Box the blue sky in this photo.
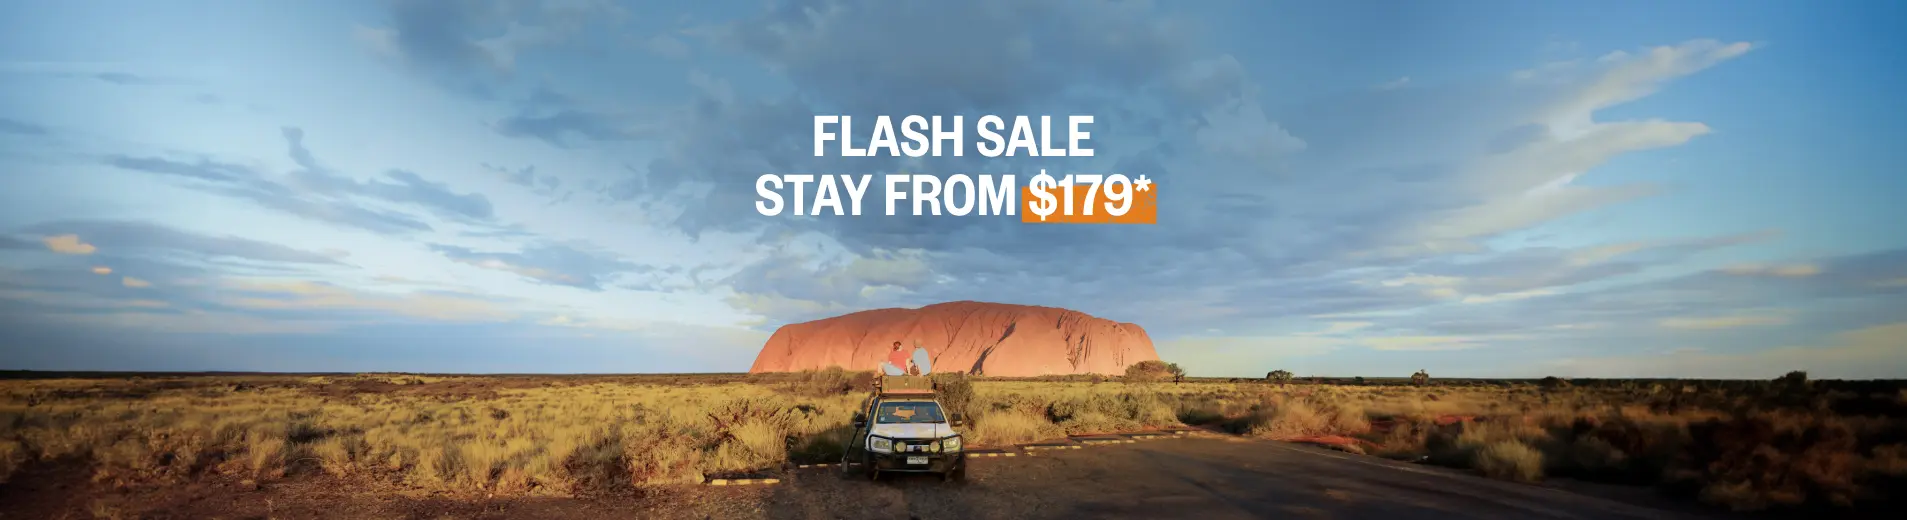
[2,0,1902,378]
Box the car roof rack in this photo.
[874,374,935,396]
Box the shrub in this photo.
[1475,440,1544,482]
[968,408,1067,446]
[1266,370,1294,384]
[931,373,975,417]
[786,367,872,397]
[1411,370,1431,386]
[1669,413,1863,511]
[1124,361,1175,382]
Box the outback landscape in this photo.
[3,366,1904,519]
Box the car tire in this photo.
[863,454,879,481]
[944,463,966,483]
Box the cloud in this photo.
[93,72,168,85]
[1301,321,1373,336]
[1546,322,1907,380]
[1659,313,1789,330]
[91,266,112,275]
[23,220,345,265]
[599,3,1759,333]
[121,276,152,288]
[430,242,650,290]
[223,279,518,322]
[484,163,562,196]
[1361,335,1494,351]
[1518,39,1754,136]
[1721,263,1822,277]
[42,234,97,255]
[102,127,493,234]
[358,0,629,96]
[0,117,50,136]
[721,241,936,324]
[494,110,650,147]
[645,33,691,59]
[1460,289,1556,304]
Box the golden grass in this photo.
[1,373,1902,515]
[1474,440,1544,482]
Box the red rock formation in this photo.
[748,301,1159,377]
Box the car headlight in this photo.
[941,435,962,452]
[868,436,893,453]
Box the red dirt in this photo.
[1277,435,1378,451]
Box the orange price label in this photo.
[1019,173,1157,224]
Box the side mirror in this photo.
[852,412,867,428]
[950,413,965,427]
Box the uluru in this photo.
[747,301,1159,377]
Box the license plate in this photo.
[906,457,928,465]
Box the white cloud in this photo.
[223,280,518,322]
[38,310,339,335]
[1298,321,1373,336]
[90,266,112,275]
[1523,39,1755,137]
[1546,322,1907,379]
[1659,313,1789,330]
[1460,289,1555,304]
[43,234,96,255]
[1721,263,1822,277]
[121,277,152,288]
[1361,335,1490,351]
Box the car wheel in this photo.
[944,463,966,483]
[863,454,879,481]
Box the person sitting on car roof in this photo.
[882,341,913,376]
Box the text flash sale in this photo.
[753,115,1157,225]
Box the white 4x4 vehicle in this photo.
[843,375,967,482]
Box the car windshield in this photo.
[874,401,945,424]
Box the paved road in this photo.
[670,435,1711,520]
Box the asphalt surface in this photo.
[669,435,1710,520]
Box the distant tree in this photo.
[1353,376,1367,386]
[1166,363,1187,383]
[1539,376,1572,390]
[1777,370,1809,386]
[1125,360,1175,382]
[1773,370,1811,395]
[1266,370,1294,384]
[1411,369,1431,386]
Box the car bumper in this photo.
[869,451,965,473]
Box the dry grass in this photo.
[1474,440,1544,482]
[1,372,1902,516]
